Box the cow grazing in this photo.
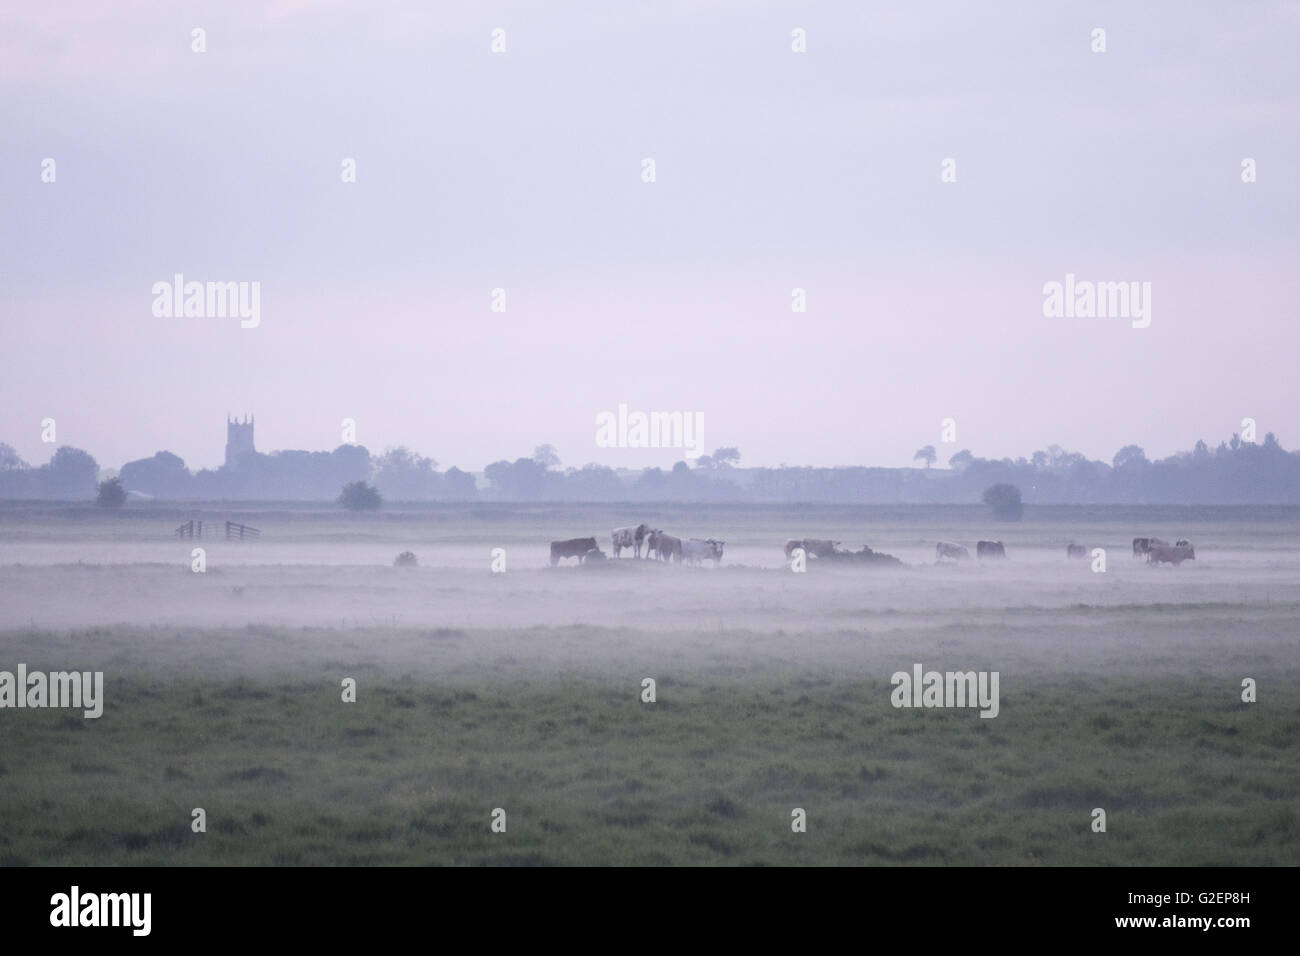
[1148,542,1195,566]
[936,542,969,561]
[784,538,840,559]
[550,537,598,566]
[682,538,725,567]
[655,533,682,563]
[611,523,652,558]
[1066,543,1087,558]
[976,540,1006,559]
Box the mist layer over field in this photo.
[1,504,1297,865]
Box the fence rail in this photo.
[226,521,260,540]
[174,519,260,540]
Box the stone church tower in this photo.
[225,414,255,468]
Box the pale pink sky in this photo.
[3,1,1297,472]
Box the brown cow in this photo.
[550,537,598,566]
[1148,542,1195,566]
[784,538,840,558]
[655,534,682,563]
[644,529,666,560]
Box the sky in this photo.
[2,0,1297,473]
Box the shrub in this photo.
[96,477,126,508]
[338,481,382,510]
[982,483,1023,521]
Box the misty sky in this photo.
[2,1,1297,473]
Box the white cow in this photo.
[936,541,969,561]
[682,537,725,567]
[612,523,651,558]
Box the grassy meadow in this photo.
[1,503,1298,865]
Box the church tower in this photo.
[225,414,256,468]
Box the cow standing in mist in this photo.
[644,529,666,560]
[682,538,725,567]
[1148,542,1195,566]
[936,542,969,561]
[654,534,682,563]
[784,538,840,559]
[612,523,651,558]
[976,540,1006,559]
[550,537,598,566]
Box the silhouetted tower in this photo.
[225,414,255,468]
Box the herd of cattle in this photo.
[550,524,725,567]
[1132,536,1197,565]
[936,536,1196,565]
[548,525,1197,568]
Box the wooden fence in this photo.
[174,519,261,540]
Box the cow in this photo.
[1066,543,1087,558]
[1133,536,1170,558]
[611,523,652,558]
[784,538,840,559]
[1148,542,1195,566]
[644,529,666,560]
[655,533,682,563]
[550,537,598,566]
[682,537,725,567]
[936,542,969,561]
[976,540,1006,559]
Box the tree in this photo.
[41,446,99,498]
[1112,445,1147,470]
[120,450,192,497]
[372,446,437,499]
[533,444,561,469]
[914,445,937,469]
[338,480,382,510]
[484,458,548,499]
[96,477,127,508]
[0,443,26,471]
[948,449,975,471]
[982,483,1024,521]
[442,466,478,500]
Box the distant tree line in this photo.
[2,432,1298,505]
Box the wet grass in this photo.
[1,666,1295,865]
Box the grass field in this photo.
[1,503,1298,865]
